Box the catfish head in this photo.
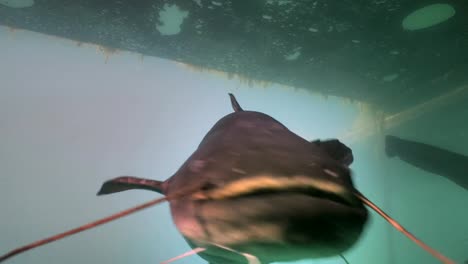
[97,94,368,263]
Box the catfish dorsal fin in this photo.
[228,93,244,112]
[97,176,165,195]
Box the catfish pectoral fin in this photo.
[311,139,354,166]
[97,176,165,195]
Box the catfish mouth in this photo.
[235,186,354,207]
[183,175,367,258]
[193,175,362,209]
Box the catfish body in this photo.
[99,94,368,264]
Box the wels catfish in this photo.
[96,94,368,264]
[385,135,468,191]
[0,94,455,264]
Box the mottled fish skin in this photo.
[385,135,468,191]
[98,94,368,264]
